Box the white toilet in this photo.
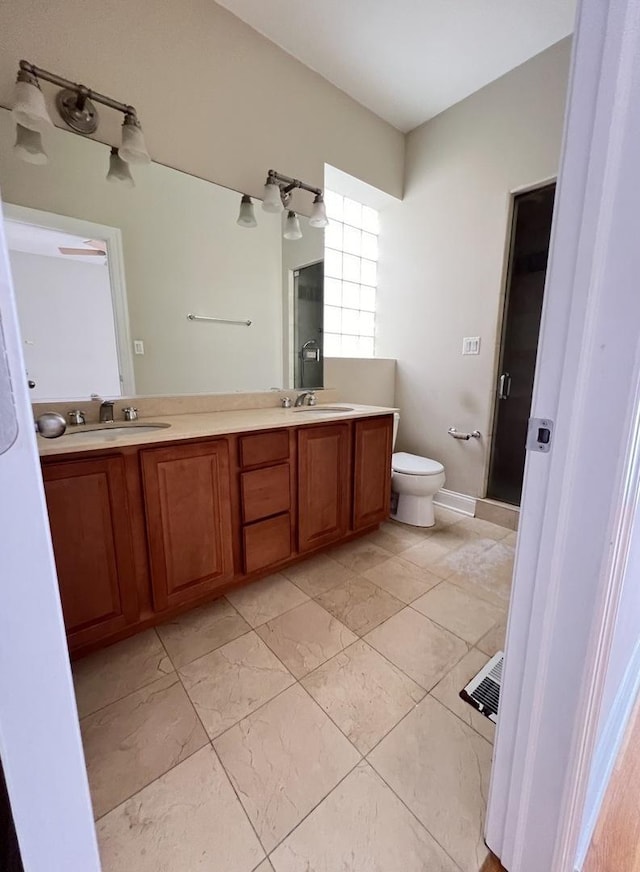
[391,412,445,527]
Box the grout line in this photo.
[426,686,496,747]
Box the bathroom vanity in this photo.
[38,406,394,657]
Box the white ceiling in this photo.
[216,0,576,132]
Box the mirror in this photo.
[0,108,325,400]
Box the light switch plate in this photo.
[462,336,481,355]
[133,340,144,355]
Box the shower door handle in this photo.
[498,372,511,399]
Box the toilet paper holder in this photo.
[448,427,481,441]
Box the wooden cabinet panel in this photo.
[240,430,289,468]
[243,513,292,573]
[241,464,291,523]
[42,456,138,648]
[141,440,235,610]
[353,416,393,530]
[298,423,350,553]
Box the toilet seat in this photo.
[392,452,444,476]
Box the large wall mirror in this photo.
[0,108,325,400]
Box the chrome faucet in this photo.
[99,400,115,423]
[294,390,317,407]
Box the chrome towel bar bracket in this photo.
[448,427,481,441]
[187,313,252,326]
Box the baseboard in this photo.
[574,638,640,869]
[433,488,476,517]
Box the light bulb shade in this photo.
[283,211,302,241]
[13,124,48,165]
[106,148,135,187]
[119,115,150,165]
[237,195,257,228]
[262,179,284,213]
[309,195,329,228]
[12,75,53,133]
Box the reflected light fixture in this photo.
[13,124,48,165]
[10,59,150,185]
[262,174,284,213]
[106,147,134,187]
[237,195,257,227]
[283,211,303,240]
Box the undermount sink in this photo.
[66,423,170,440]
[293,406,354,413]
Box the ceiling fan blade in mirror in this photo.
[58,247,106,256]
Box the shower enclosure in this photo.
[293,260,324,389]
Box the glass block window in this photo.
[323,191,379,357]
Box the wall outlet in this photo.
[133,340,145,355]
[462,336,481,355]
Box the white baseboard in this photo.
[433,488,476,517]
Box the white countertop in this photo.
[37,403,398,457]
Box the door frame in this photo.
[486,0,640,869]
[3,203,136,397]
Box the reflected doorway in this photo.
[487,182,556,506]
[293,260,324,389]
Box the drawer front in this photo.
[241,463,291,523]
[243,513,291,574]
[240,429,289,468]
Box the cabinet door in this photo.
[42,456,138,649]
[353,416,393,530]
[298,423,350,553]
[141,440,235,610]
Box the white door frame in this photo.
[487,0,640,869]
[0,194,100,868]
[3,202,136,397]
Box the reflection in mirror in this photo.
[0,107,326,399]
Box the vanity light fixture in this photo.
[13,124,48,165]
[10,60,150,181]
[309,193,329,228]
[236,194,257,227]
[283,211,303,240]
[106,147,135,187]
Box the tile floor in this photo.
[74,507,514,872]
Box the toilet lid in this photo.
[392,452,444,476]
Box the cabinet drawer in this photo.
[243,513,291,573]
[240,430,289,468]
[241,463,291,523]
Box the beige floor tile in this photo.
[504,531,518,547]
[97,746,264,872]
[411,582,504,644]
[431,506,467,529]
[364,556,441,604]
[302,639,425,753]
[401,539,457,577]
[214,684,360,853]
[157,598,250,668]
[477,619,508,657]
[431,648,497,743]
[426,537,500,583]
[227,574,309,627]
[255,862,275,872]
[328,538,393,573]
[364,521,426,554]
[447,541,515,607]
[365,607,467,690]
[423,523,482,553]
[256,600,357,678]
[455,517,512,541]
[270,761,458,872]
[179,632,294,739]
[316,576,403,636]
[73,629,174,718]
[369,696,492,872]
[81,673,207,819]
[281,553,356,597]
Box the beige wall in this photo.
[0,0,404,203]
[376,39,571,497]
[325,358,396,408]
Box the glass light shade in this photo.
[237,195,257,228]
[12,77,53,133]
[119,116,151,164]
[262,180,284,213]
[283,211,302,241]
[309,194,329,228]
[106,148,135,187]
[13,124,48,165]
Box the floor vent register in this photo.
[459,651,504,724]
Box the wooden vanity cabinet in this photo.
[140,440,235,610]
[42,455,139,649]
[353,416,393,530]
